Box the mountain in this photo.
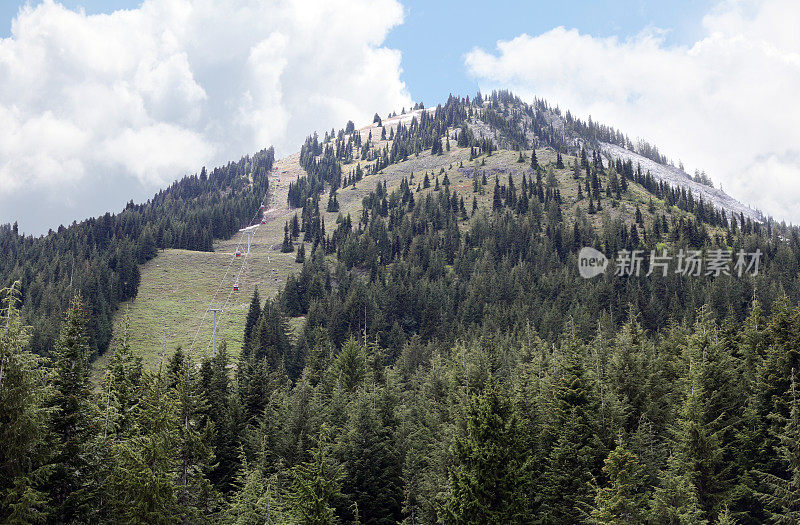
[5,90,800,523]
[104,91,787,367]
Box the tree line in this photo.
[0,148,274,356]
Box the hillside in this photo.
[10,91,800,524]
[108,97,769,368]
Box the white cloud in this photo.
[465,0,800,223]
[0,0,411,233]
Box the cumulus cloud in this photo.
[465,0,800,223]
[0,0,411,233]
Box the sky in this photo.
[1,0,798,234]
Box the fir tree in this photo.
[282,222,294,253]
[590,434,650,524]
[0,282,53,523]
[49,293,100,523]
[442,379,531,524]
[288,426,344,525]
[341,395,403,524]
[758,370,800,521]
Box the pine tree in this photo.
[341,394,403,524]
[288,425,344,525]
[442,379,531,524]
[49,293,100,523]
[243,289,261,357]
[0,282,53,523]
[758,370,800,521]
[296,242,306,263]
[590,434,650,524]
[282,222,294,253]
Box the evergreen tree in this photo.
[225,452,285,524]
[650,454,707,524]
[758,370,800,521]
[282,222,294,253]
[341,394,403,524]
[243,289,261,357]
[288,426,344,525]
[539,353,605,523]
[108,368,182,523]
[176,353,219,521]
[590,434,650,524]
[200,344,240,492]
[442,379,531,524]
[48,293,100,523]
[0,282,53,523]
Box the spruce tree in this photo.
[108,368,182,523]
[758,370,800,521]
[49,293,100,523]
[176,352,219,521]
[289,426,344,525]
[282,222,294,253]
[442,379,531,524]
[539,353,605,523]
[590,434,650,524]
[341,394,403,524]
[649,454,706,524]
[0,282,53,523]
[242,289,261,357]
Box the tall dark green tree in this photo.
[538,351,605,523]
[442,379,531,524]
[288,426,344,525]
[48,293,100,523]
[341,394,403,524]
[0,283,53,523]
[590,434,650,524]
